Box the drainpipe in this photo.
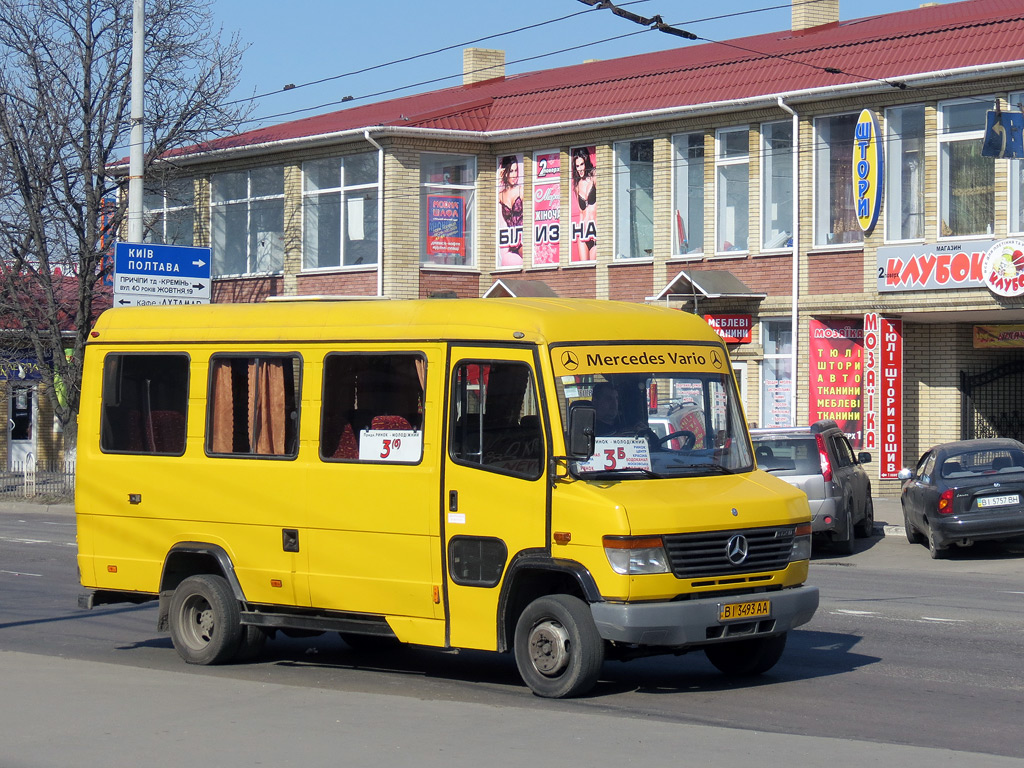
[777,96,799,427]
[364,130,384,297]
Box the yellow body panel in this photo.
[77,298,812,652]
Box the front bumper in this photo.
[590,584,819,647]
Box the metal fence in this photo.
[0,458,75,502]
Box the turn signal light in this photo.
[938,488,955,515]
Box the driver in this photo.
[593,383,622,436]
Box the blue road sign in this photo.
[114,242,211,279]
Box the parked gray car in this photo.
[750,421,873,554]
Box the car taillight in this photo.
[815,433,833,482]
[938,488,954,514]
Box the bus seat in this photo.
[332,424,359,459]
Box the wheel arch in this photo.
[156,542,245,632]
[496,552,601,653]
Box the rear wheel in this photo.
[833,505,855,555]
[705,633,787,676]
[854,496,875,538]
[927,522,948,559]
[903,505,923,544]
[168,574,242,665]
[514,595,604,699]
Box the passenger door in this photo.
[443,348,548,651]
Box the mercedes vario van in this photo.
[76,298,817,698]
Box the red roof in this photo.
[191,0,1024,154]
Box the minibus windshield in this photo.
[553,347,753,479]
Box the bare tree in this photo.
[0,0,249,453]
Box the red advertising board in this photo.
[879,317,903,479]
[703,314,752,343]
[808,319,864,445]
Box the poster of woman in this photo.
[570,146,597,262]
[496,154,524,267]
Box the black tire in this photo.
[927,522,948,559]
[514,594,604,699]
[904,505,923,544]
[234,625,268,661]
[168,574,243,665]
[833,505,855,555]
[855,496,874,539]
[705,632,787,677]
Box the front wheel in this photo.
[705,633,787,677]
[514,595,604,699]
[168,574,243,665]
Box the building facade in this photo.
[138,0,1024,495]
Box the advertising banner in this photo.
[704,314,752,343]
[863,313,880,453]
[426,195,465,264]
[876,240,995,292]
[879,317,903,479]
[974,324,1024,348]
[532,150,561,266]
[496,154,524,268]
[569,146,597,262]
[808,319,864,445]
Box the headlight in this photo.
[789,523,812,561]
[603,536,670,575]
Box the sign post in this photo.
[113,242,211,306]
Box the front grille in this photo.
[662,526,795,579]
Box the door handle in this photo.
[448,490,458,512]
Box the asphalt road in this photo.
[2,500,1024,766]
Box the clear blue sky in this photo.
[210,0,929,131]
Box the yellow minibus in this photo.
[76,298,817,698]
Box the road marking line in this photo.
[0,570,42,577]
[832,609,878,616]
[920,616,967,623]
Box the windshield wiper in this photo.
[579,468,667,479]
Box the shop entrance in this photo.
[8,385,37,469]
[960,359,1024,441]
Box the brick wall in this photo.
[297,270,377,296]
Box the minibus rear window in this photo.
[100,353,189,455]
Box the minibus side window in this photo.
[100,353,189,455]
[320,353,425,463]
[206,355,300,458]
[449,361,543,479]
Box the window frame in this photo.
[671,131,705,257]
[143,177,195,246]
[613,138,655,261]
[760,121,793,252]
[884,104,927,243]
[301,153,381,271]
[937,96,995,240]
[813,112,863,248]
[420,153,477,268]
[210,166,286,278]
[715,126,750,255]
[759,318,793,429]
[1010,91,1024,234]
[99,352,191,456]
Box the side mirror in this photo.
[857,452,871,464]
[567,404,596,459]
[897,467,913,481]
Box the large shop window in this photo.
[814,114,862,247]
[143,177,194,246]
[716,127,749,253]
[210,166,285,277]
[885,105,926,242]
[420,153,476,267]
[761,121,793,251]
[100,354,190,455]
[320,353,425,463]
[939,98,994,238]
[1009,92,1024,234]
[450,361,543,479]
[303,153,380,269]
[672,132,704,255]
[207,355,300,458]
[760,319,793,429]
[614,139,654,260]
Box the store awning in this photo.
[649,270,766,302]
[484,279,559,298]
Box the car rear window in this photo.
[752,437,820,476]
[940,449,1024,479]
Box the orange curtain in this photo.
[253,359,286,455]
[210,360,234,453]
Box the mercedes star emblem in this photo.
[725,534,749,565]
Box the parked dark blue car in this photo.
[899,438,1024,558]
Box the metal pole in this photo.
[127,0,145,243]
